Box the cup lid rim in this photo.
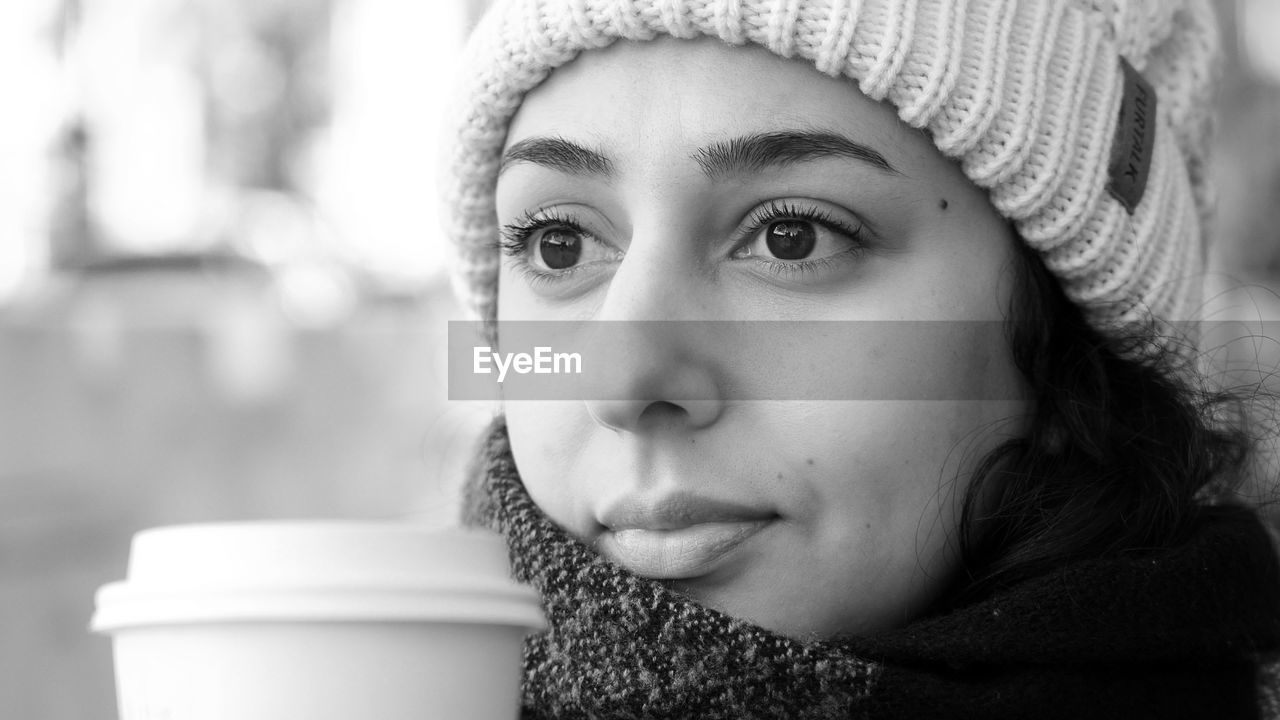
[91,582,546,633]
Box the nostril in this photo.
[579,330,725,433]
[636,400,687,426]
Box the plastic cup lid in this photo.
[91,522,545,633]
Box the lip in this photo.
[595,493,776,579]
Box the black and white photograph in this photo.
[4,0,1280,717]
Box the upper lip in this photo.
[599,491,776,531]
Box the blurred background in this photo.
[1,0,1278,717]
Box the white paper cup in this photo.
[91,523,544,720]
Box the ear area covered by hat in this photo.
[442,0,1221,342]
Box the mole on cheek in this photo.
[939,198,949,210]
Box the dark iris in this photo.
[765,221,816,260]
[538,230,582,269]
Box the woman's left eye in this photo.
[761,220,819,260]
[732,201,868,270]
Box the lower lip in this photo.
[598,520,771,580]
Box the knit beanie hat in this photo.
[442,0,1220,338]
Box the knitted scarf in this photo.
[462,421,1280,719]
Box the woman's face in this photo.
[494,37,1028,638]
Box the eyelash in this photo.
[738,200,869,278]
[497,209,597,287]
[499,209,578,255]
[497,201,870,284]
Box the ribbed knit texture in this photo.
[442,0,1220,342]
[464,420,1280,719]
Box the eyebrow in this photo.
[499,136,614,177]
[497,129,897,179]
[692,130,898,178]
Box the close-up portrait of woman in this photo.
[443,0,1280,717]
[6,1,1280,719]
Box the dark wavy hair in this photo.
[950,240,1270,606]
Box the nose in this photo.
[580,242,725,433]
[584,350,723,432]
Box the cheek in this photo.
[750,398,1023,632]
[724,318,1022,406]
[797,400,1016,522]
[496,275,579,522]
[802,399,1024,593]
[504,402,591,528]
[497,268,540,320]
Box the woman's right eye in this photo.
[532,227,588,270]
[500,213,622,284]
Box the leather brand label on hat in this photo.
[1107,58,1157,214]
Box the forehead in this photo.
[510,38,896,153]
[502,36,962,191]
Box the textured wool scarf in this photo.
[463,421,1280,719]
